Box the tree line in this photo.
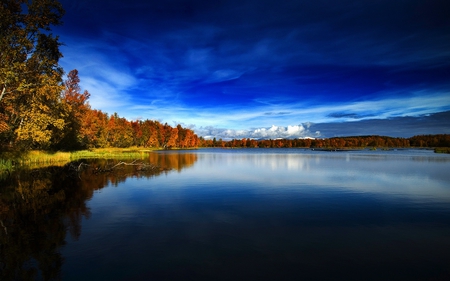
[0,0,198,151]
[2,66,199,150]
[199,134,450,149]
[57,69,200,150]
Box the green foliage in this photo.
[0,159,14,179]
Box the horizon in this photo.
[55,0,450,139]
[200,132,449,141]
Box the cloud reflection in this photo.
[179,150,450,203]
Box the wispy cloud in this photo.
[55,0,450,138]
[122,90,450,138]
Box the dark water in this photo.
[1,149,450,280]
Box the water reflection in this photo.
[1,150,450,280]
[0,153,197,281]
[187,150,450,204]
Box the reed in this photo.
[20,151,72,164]
[69,147,158,159]
[0,148,157,173]
[0,158,14,172]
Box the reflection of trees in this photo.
[0,167,75,280]
[148,152,198,171]
[0,153,197,280]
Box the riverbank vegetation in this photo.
[0,148,158,178]
[434,147,450,154]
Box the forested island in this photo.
[200,134,450,150]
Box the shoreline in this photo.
[1,146,449,176]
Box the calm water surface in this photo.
[1,149,450,280]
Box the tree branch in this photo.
[0,85,6,102]
[0,220,7,235]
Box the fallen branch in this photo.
[93,160,161,173]
[0,220,7,235]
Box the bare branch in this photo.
[0,85,6,102]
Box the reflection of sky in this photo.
[61,149,450,280]
[153,150,450,203]
[81,149,450,230]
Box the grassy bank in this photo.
[0,147,162,175]
[434,147,450,154]
[69,147,157,160]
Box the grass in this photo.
[70,146,163,160]
[0,158,14,172]
[22,151,72,165]
[434,147,450,154]
[0,147,162,175]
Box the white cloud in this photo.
[195,124,319,140]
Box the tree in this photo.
[79,109,108,148]
[58,69,90,150]
[106,113,134,148]
[14,74,65,148]
[0,0,65,148]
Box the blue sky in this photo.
[55,0,450,139]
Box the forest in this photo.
[199,134,450,149]
[0,0,198,151]
[1,1,448,154]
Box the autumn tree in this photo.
[106,113,134,148]
[131,120,143,146]
[0,0,65,149]
[161,123,178,148]
[139,120,158,147]
[79,109,109,148]
[58,69,90,150]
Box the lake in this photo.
[1,148,450,280]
